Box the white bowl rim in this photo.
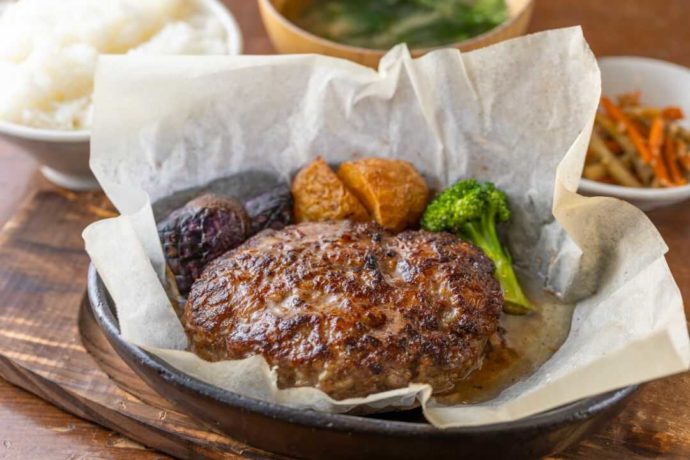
[202,0,243,56]
[0,0,243,143]
[579,178,690,201]
[579,55,690,201]
[598,55,690,75]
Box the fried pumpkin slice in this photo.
[337,158,429,232]
[292,157,370,223]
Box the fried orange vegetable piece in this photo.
[292,157,369,223]
[337,158,429,232]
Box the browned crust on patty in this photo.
[182,221,503,400]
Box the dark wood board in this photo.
[0,190,267,459]
[0,175,688,460]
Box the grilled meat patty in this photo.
[182,221,503,400]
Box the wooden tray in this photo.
[0,188,689,459]
[0,189,277,459]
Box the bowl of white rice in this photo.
[0,0,242,190]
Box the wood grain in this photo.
[529,0,690,66]
[0,139,38,227]
[0,378,165,460]
[0,189,282,460]
[0,0,689,459]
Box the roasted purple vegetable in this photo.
[158,194,251,295]
[243,185,293,235]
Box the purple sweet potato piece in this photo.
[243,185,293,235]
[158,194,251,295]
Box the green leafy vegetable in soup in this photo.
[294,0,508,50]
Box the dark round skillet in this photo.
[87,265,637,460]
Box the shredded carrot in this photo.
[649,117,665,151]
[601,96,653,164]
[648,117,672,186]
[591,94,689,188]
[631,118,650,137]
[662,106,685,120]
[665,135,687,185]
[678,141,690,172]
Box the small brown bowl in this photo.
[259,0,535,68]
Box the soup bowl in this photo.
[259,0,535,68]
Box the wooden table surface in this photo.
[1,0,689,458]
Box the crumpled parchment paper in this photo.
[83,27,690,427]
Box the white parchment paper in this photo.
[83,27,690,427]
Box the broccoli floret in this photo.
[421,179,532,315]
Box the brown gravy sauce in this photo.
[436,276,575,405]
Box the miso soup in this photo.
[293,0,509,50]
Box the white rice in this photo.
[0,0,230,130]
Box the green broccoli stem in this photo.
[461,218,533,315]
[492,258,533,315]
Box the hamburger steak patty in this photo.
[182,221,503,400]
